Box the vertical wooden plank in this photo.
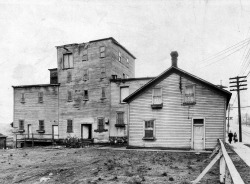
[220,156,226,183]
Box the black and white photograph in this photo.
[0,0,250,183]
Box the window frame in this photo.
[83,69,89,81]
[183,84,196,105]
[101,87,106,99]
[82,49,88,61]
[143,120,155,140]
[39,120,45,131]
[120,86,129,103]
[38,92,43,103]
[67,91,73,102]
[21,93,25,103]
[118,51,121,62]
[83,90,89,101]
[63,53,74,69]
[67,71,72,83]
[97,117,104,131]
[67,119,73,133]
[100,67,106,79]
[100,46,106,58]
[151,88,163,109]
[19,120,24,131]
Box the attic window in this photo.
[183,85,196,105]
[63,53,73,69]
[82,49,88,61]
[151,88,163,109]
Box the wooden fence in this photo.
[192,139,245,184]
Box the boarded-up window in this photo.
[67,120,73,133]
[120,87,129,103]
[83,90,88,100]
[82,49,88,61]
[39,120,44,131]
[67,71,72,83]
[100,46,105,58]
[98,118,104,131]
[68,91,72,101]
[63,53,73,69]
[38,92,43,103]
[19,120,24,130]
[21,93,25,103]
[101,87,106,98]
[116,112,124,124]
[152,88,162,104]
[83,69,89,81]
[184,85,195,104]
[118,51,121,62]
[144,120,154,138]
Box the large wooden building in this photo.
[12,38,152,145]
[124,52,231,150]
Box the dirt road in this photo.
[0,147,219,184]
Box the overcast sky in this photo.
[1,0,250,128]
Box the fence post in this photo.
[32,133,34,147]
[220,156,226,183]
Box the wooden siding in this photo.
[13,86,59,140]
[110,79,152,137]
[129,73,226,149]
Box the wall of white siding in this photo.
[129,73,226,149]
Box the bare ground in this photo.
[0,146,220,184]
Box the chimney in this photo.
[170,51,178,67]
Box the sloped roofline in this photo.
[123,66,232,107]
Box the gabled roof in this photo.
[123,66,232,107]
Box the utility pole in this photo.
[229,76,247,142]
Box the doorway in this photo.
[27,124,32,139]
[81,124,92,139]
[52,125,59,140]
[193,118,205,150]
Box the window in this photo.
[118,51,121,62]
[38,92,43,103]
[67,120,73,133]
[115,112,125,127]
[68,91,72,102]
[67,71,72,83]
[126,58,129,63]
[82,49,88,61]
[184,85,195,105]
[39,120,44,131]
[100,46,106,58]
[101,67,106,79]
[144,120,155,139]
[63,53,73,69]
[120,86,129,103]
[21,93,25,103]
[101,87,106,99]
[152,88,162,105]
[83,69,89,81]
[83,90,88,101]
[19,120,24,130]
[98,118,104,131]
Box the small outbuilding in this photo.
[0,133,7,149]
[124,51,231,150]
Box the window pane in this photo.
[153,88,161,96]
[69,54,73,68]
[117,112,124,124]
[120,87,129,102]
[63,55,69,68]
[98,118,104,130]
[145,130,153,137]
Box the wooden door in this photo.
[193,119,204,150]
[52,125,59,139]
[81,124,92,139]
[28,124,32,139]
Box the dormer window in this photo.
[63,53,73,69]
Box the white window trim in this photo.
[143,119,156,140]
[184,84,196,104]
[152,87,163,105]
